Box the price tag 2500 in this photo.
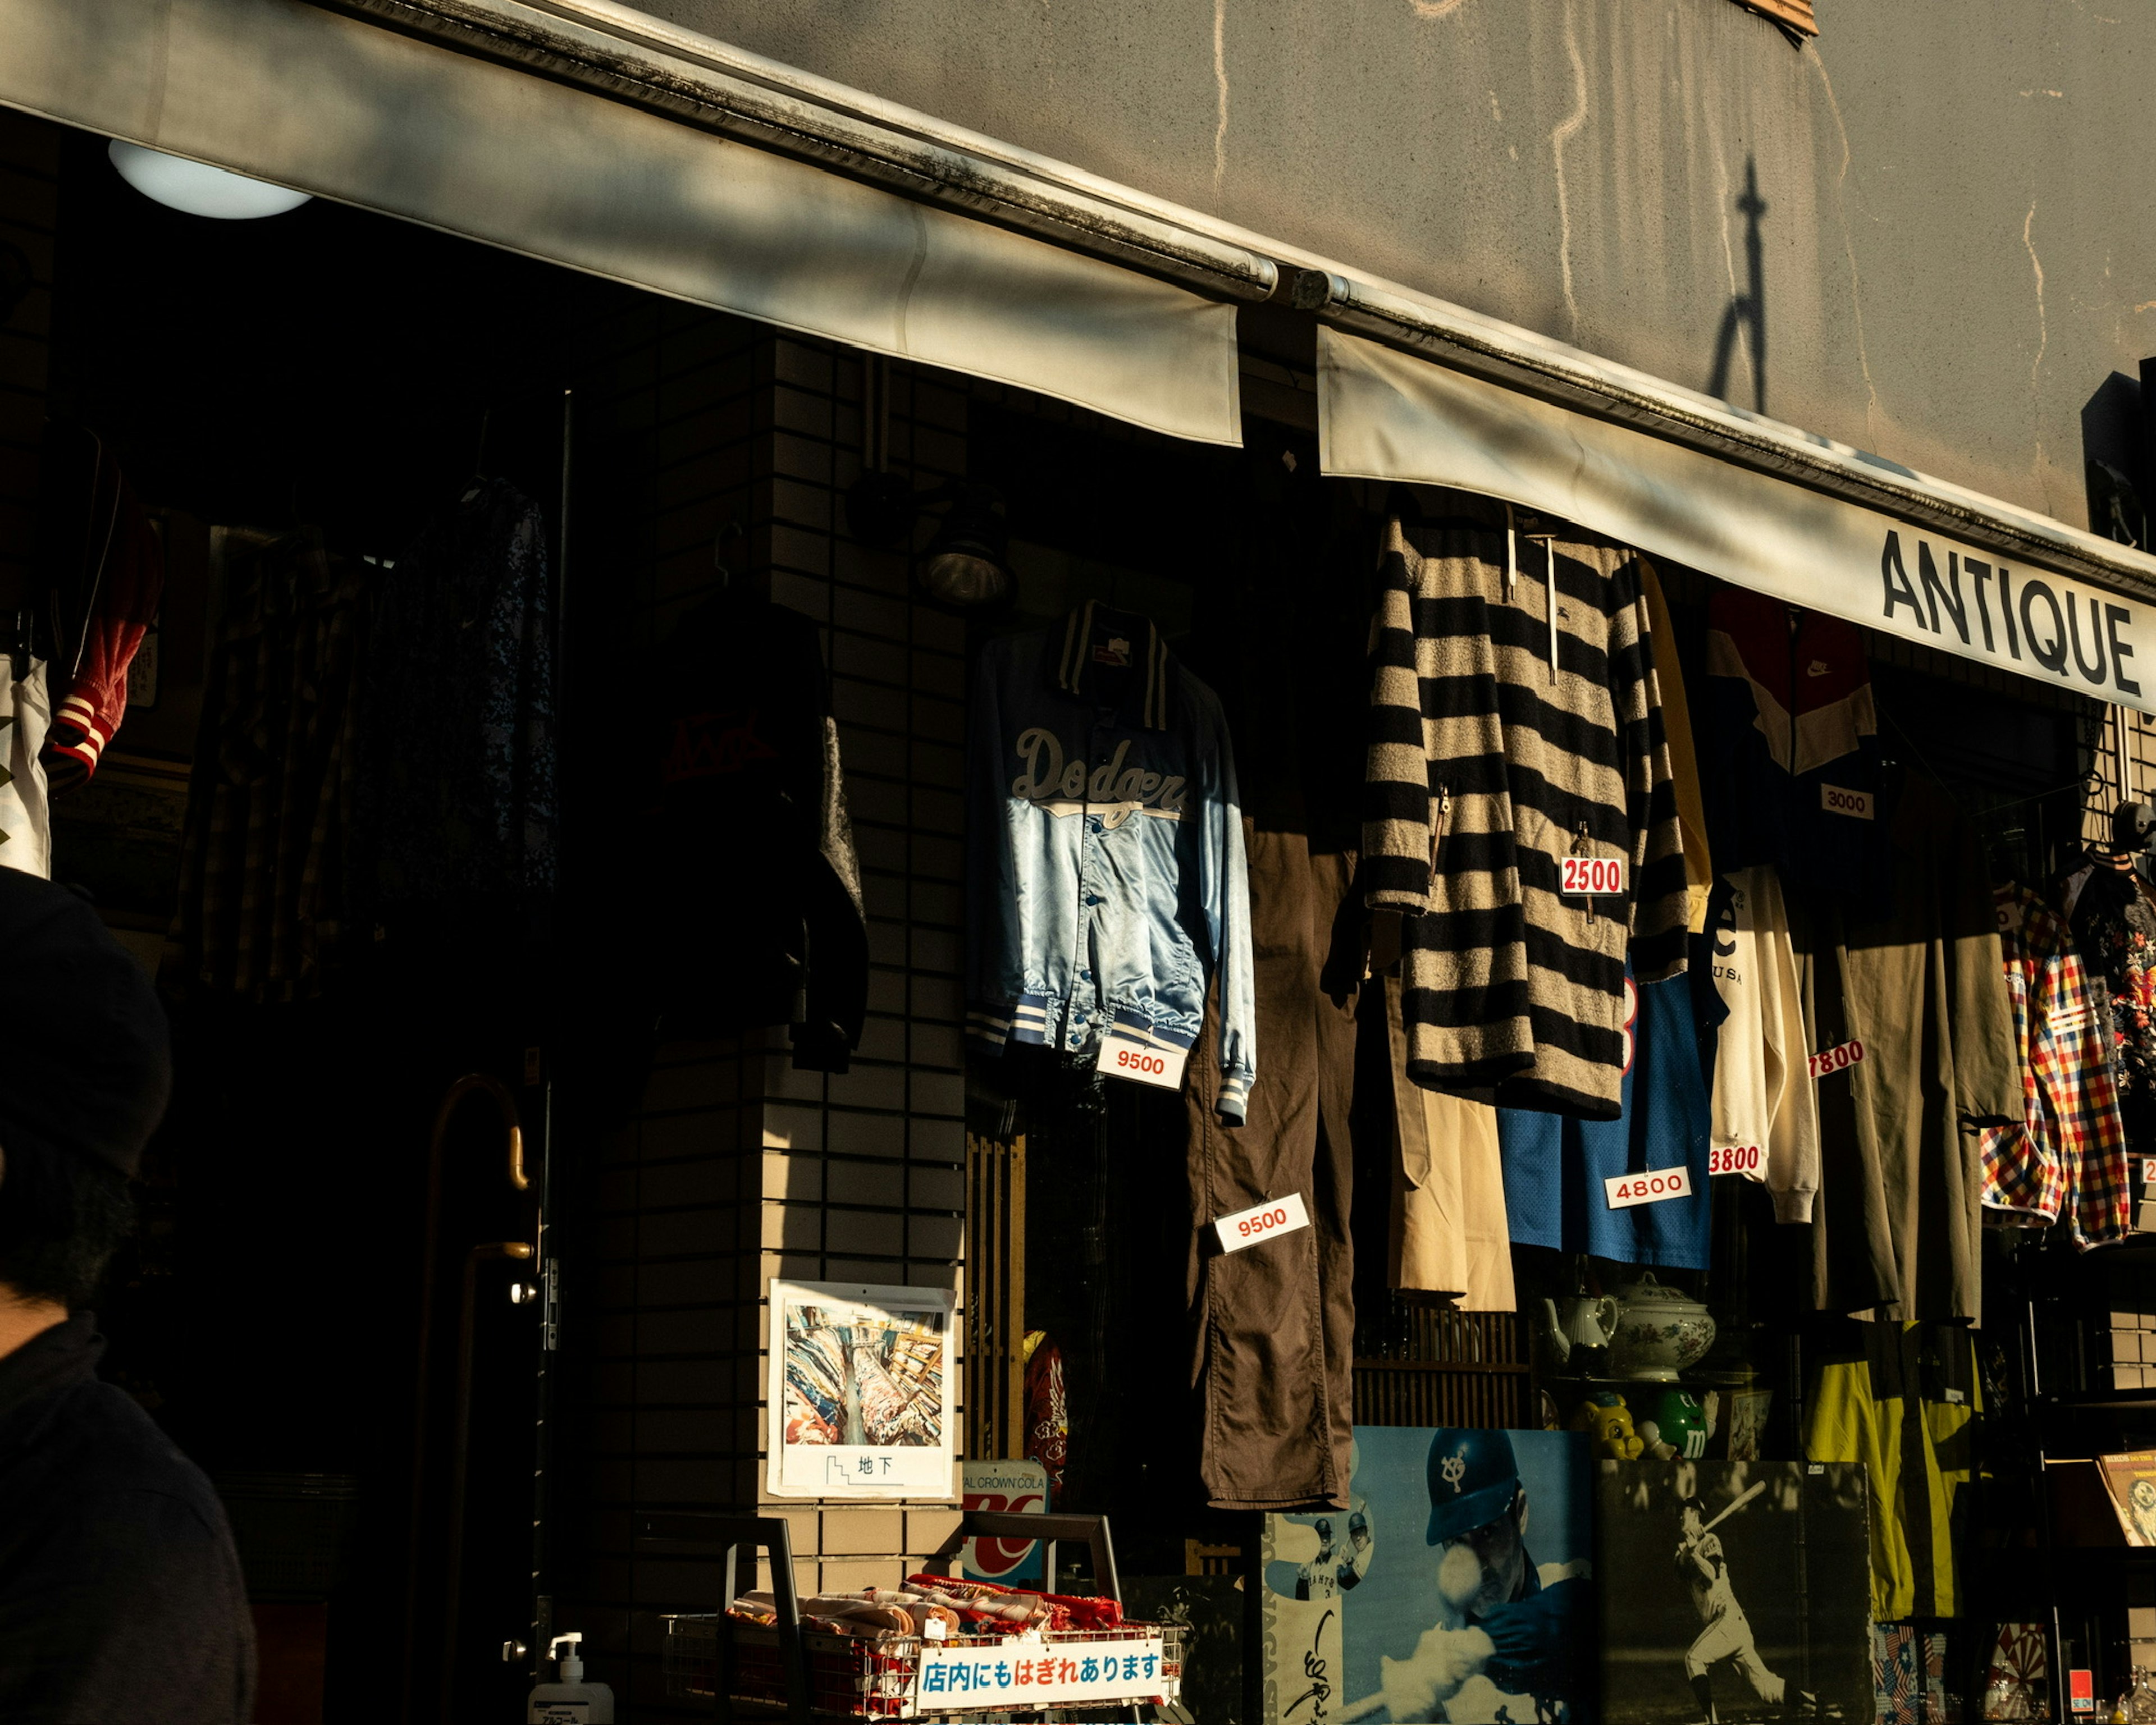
[1561,855,1626,896]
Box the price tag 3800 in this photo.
[1709,1144,1766,1180]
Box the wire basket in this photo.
[663,1614,1185,1719]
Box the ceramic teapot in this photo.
[1607,1273,1716,1381]
[1538,1294,1620,1367]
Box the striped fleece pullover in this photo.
[1363,494,1689,1120]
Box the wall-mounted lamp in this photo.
[108,140,313,221]
[844,474,1012,612]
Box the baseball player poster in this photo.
[1262,1426,1593,1723]
[1597,1460,1871,1725]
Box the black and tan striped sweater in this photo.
[1363,493,1689,1120]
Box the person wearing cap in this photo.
[1382,1427,1590,1721]
[0,872,254,1723]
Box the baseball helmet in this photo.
[1425,1428,1522,1545]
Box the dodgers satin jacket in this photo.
[966,601,1257,1122]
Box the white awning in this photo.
[1320,326,2156,716]
[0,0,1250,446]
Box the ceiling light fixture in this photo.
[107,140,312,221]
[843,474,1013,613]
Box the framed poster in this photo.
[767,1280,956,1500]
[1260,1427,1592,1723]
[2096,1451,2156,1545]
[1597,1460,1872,1725]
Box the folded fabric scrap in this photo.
[724,1576,1123,1641]
[902,1574,1123,1634]
[725,1590,964,1640]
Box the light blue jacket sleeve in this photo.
[1205,706,1258,1123]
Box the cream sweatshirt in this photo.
[1709,866,1820,1222]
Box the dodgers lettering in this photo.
[1009,729,1186,829]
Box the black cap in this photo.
[0,871,170,1177]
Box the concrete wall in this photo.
[623,0,2156,531]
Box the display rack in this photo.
[643,1509,1179,1723]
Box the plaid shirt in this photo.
[1987,885,2131,1247]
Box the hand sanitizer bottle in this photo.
[527,1632,615,1723]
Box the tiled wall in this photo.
[0,108,55,607]
[561,309,974,1717]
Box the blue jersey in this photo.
[1497,966,1711,1268]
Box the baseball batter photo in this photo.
[1675,1493,1816,1723]
[1595,1462,1871,1725]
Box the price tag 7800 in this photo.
[1808,1039,1865,1080]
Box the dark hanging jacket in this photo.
[638,589,867,1069]
[1703,586,1889,900]
[0,1314,254,1724]
[354,477,558,950]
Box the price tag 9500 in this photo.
[1212,1192,1312,1254]
[1095,1021,1189,1091]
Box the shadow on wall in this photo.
[1707,156,1767,415]
[2082,369,2145,548]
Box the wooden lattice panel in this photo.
[963,1133,1027,1459]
